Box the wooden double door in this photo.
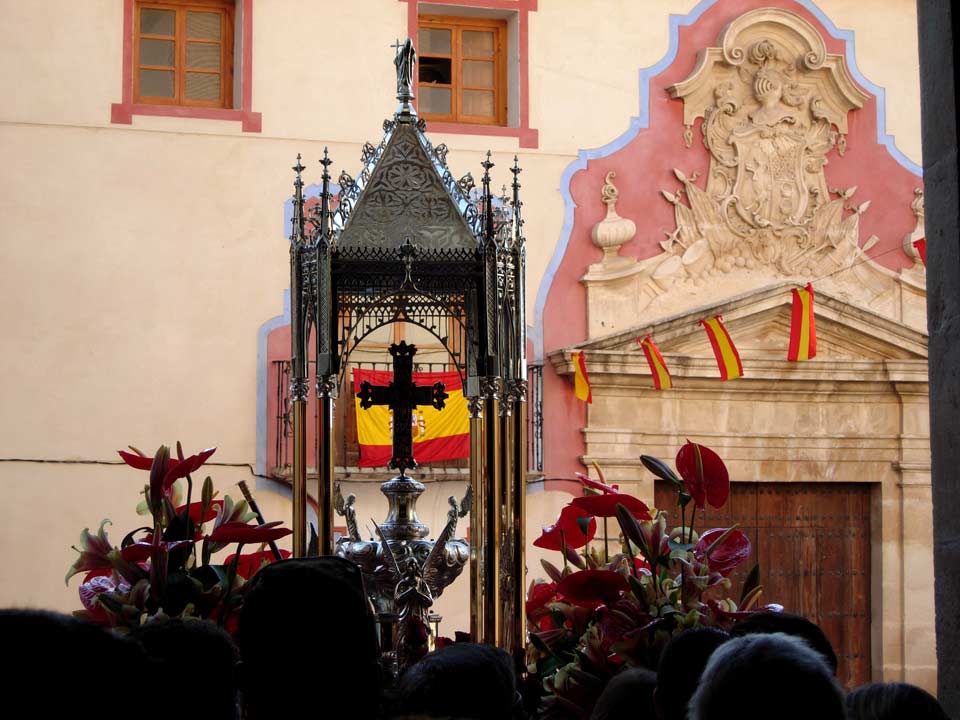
[654,481,872,687]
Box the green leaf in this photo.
[615,503,649,560]
[740,562,761,604]
[640,455,683,487]
[667,540,695,552]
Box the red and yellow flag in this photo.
[788,283,817,362]
[638,336,673,390]
[352,368,469,467]
[913,238,926,266]
[699,315,743,381]
[572,351,592,403]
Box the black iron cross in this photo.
[358,341,448,476]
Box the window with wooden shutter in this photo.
[134,1,234,108]
[417,15,507,126]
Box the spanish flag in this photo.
[787,283,817,362]
[700,316,743,381]
[638,336,673,390]
[572,351,592,403]
[913,238,926,266]
[352,368,469,467]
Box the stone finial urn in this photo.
[590,171,636,263]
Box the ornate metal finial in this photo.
[481,151,495,243]
[511,156,524,245]
[291,154,306,244]
[393,37,417,115]
[318,147,333,245]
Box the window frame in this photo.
[132,0,235,109]
[417,14,507,127]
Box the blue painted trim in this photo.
[530,0,921,362]
[531,0,717,361]
[796,0,922,177]
[255,289,290,476]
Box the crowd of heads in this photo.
[3,560,951,719]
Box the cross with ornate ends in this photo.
[357,341,448,476]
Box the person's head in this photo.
[689,632,845,720]
[729,611,838,674]
[846,682,950,720]
[590,667,656,720]
[0,609,150,715]
[131,618,239,720]
[393,642,516,719]
[236,556,380,719]
[654,626,729,720]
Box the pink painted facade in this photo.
[539,0,923,479]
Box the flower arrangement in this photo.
[66,443,292,634]
[525,442,781,718]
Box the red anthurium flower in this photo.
[207,521,293,545]
[526,581,559,630]
[557,569,628,605]
[224,548,292,580]
[533,505,597,551]
[176,499,224,524]
[694,527,752,577]
[571,492,651,520]
[676,441,730,510]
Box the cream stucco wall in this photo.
[0,0,925,649]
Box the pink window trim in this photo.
[400,0,539,149]
[111,0,262,133]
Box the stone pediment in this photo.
[573,282,927,362]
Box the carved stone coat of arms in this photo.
[662,9,870,278]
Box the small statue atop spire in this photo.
[393,37,417,111]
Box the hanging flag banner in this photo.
[638,336,673,390]
[700,315,744,381]
[788,283,817,362]
[352,368,469,467]
[913,238,926,266]
[572,351,593,403]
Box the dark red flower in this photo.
[118,445,216,493]
[120,539,193,564]
[224,548,291,579]
[571,492,651,520]
[176,499,224,524]
[78,574,123,626]
[557,569,628,605]
[676,441,729,510]
[694,527,751,577]
[207,521,292,545]
[533,505,597,551]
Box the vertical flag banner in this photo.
[638,336,673,390]
[352,368,469,467]
[788,283,817,362]
[572,351,592,403]
[913,238,926,266]
[699,316,744,381]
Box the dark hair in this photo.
[393,643,516,719]
[729,611,838,674]
[131,618,239,720]
[689,632,845,720]
[655,626,729,720]
[0,609,151,716]
[589,667,656,720]
[236,557,380,719]
[846,682,950,720]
